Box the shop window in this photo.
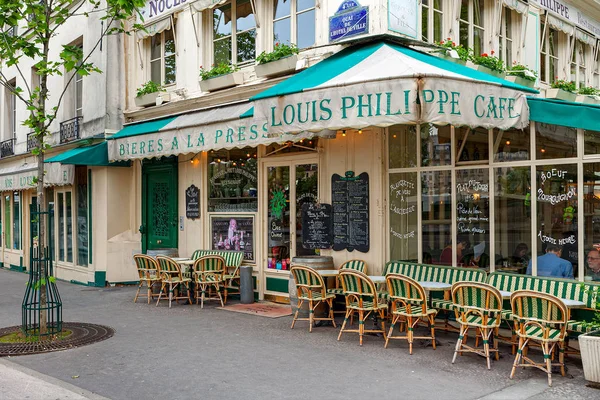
[540,22,558,85]
[264,137,318,156]
[498,7,514,65]
[494,166,531,274]
[208,147,258,212]
[536,164,577,278]
[3,195,8,249]
[213,0,256,65]
[389,172,418,261]
[421,0,444,44]
[422,170,452,264]
[421,124,451,167]
[273,0,315,49]
[150,29,176,85]
[12,192,21,250]
[583,163,600,281]
[459,0,485,57]
[571,40,588,89]
[267,165,290,269]
[389,125,417,169]
[492,128,529,162]
[535,122,576,159]
[57,191,73,263]
[76,167,88,267]
[585,130,600,156]
[455,126,489,165]
[295,163,318,256]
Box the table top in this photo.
[176,259,195,265]
[368,276,386,284]
[418,281,452,290]
[317,270,340,277]
[497,290,586,308]
[499,290,512,298]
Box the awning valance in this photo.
[0,162,74,191]
[190,0,228,13]
[576,29,596,47]
[502,0,528,14]
[528,97,600,132]
[547,14,575,36]
[136,16,172,40]
[45,142,129,167]
[250,40,536,134]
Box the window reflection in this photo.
[421,124,451,167]
[389,172,418,262]
[536,122,577,159]
[422,170,451,264]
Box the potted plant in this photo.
[471,50,505,78]
[255,43,301,78]
[199,63,243,92]
[546,79,577,101]
[433,38,471,66]
[134,81,170,107]
[576,86,600,104]
[506,62,537,88]
[579,288,600,385]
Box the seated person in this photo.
[526,244,574,279]
[586,249,600,281]
[440,235,470,266]
[510,243,529,266]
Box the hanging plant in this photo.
[269,189,287,219]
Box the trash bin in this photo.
[240,265,254,304]
[289,256,334,318]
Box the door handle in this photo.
[139,225,146,234]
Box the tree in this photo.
[0,0,144,334]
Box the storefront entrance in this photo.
[141,158,178,253]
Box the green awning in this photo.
[528,97,600,131]
[46,142,128,167]
[110,116,177,140]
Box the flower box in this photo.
[575,94,597,104]
[134,91,171,108]
[579,331,600,384]
[199,71,244,92]
[438,54,467,67]
[255,55,299,78]
[505,75,535,88]
[475,64,506,79]
[545,88,577,102]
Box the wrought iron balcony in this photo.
[59,116,82,144]
[27,132,40,152]
[0,138,15,158]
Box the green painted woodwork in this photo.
[266,277,288,293]
[88,170,92,265]
[91,271,106,287]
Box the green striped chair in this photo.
[510,290,568,387]
[451,282,503,370]
[192,250,244,304]
[337,269,387,346]
[133,254,161,304]
[156,256,192,308]
[327,259,367,297]
[193,255,226,308]
[385,274,437,354]
[290,265,336,332]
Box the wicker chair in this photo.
[290,265,336,332]
[510,290,568,386]
[451,282,503,369]
[193,255,226,308]
[340,259,367,273]
[133,254,161,304]
[337,269,387,345]
[156,256,192,308]
[385,273,437,354]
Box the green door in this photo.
[142,160,178,253]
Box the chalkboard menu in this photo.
[331,171,369,253]
[185,184,200,219]
[301,203,333,249]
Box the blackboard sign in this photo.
[301,203,332,249]
[185,184,200,219]
[331,171,369,253]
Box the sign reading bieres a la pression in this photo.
[531,0,600,37]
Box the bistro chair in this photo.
[133,254,161,304]
[156,256,192,308]
[451,282,503,369]
[385,273,437,354]
[193,255,226,308]
[340,259,367,274]
[337,269,387,345]
[290,265,337,332]
[510,290,568,386]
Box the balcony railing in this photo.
[0,138,15,158]
[27,132,40,152]
[59,116,82,144]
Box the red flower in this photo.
[491,50,495,55]
[275,42,279,46]
[452,42,456,46]
[447,37,451,40]
[481,53,488,57]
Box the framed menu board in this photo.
[210,215,255,262]
[331,171,369,253]
[301,203,333,249]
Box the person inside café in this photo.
[510,243,529,266]
[526,243,574,279]
[440,235,470,266]
[585,248,600,281]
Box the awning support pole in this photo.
[189,5,200,48]
[137,41,144,69]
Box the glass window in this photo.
[74,44,83,118]
[499,7,514,65]
[585,130,600,156]
[421,0,443,44]
[571,40,587,89]
[583,163,600,281]
[493,128,530,162]
[267,165,290,270]
[6,79,16,139]
[389,172,418,261]
[460,0,485,56]
[273,0,315,49]
[535,122,577,159]
[208,148,258,212]
[295,163,319,256]
[495,166,531,274]
[3,195,10,249]
[150,29,176,86]
[421,124,451,167]
[389,125,417,169]
[66,192,72,263]
[77,167,88,267]
[422,170,452,264]
[540,22,558,85]
[58,192,64,261]
[594,50,600,89]
[213,0,256,65]
[455,126,489,164]
[12,192,20,250]
[535,164,577,278]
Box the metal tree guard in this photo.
[22,205,62,336]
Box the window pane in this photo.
[474,0,484,26]
[164,54,176,85]
[389,172,418,262]
[460,1,469,22]
[150,34,161,61]
[389,125,417,169]
[535,165,577,278]
[433,10,442,43]
[473,27,484,56]
[422,170,452,265]
[77,177,88,267]
[274,17,291,45]
[495,167,531,274]
[214,37,232,65]
[208,148,258,212]
[296,10,315,48]
[76,80,82,116]
[459,22,468,47]
[214,6,232,37]
[273,0,290,19]
[295,164,319,256]
[493,128,530,162]
[267,166,290,270]
[237,0,256,32]
[164,29,175,56]
[585,130,600,155]
[540,52,547,82]
[456,126,489,163]
[150,60,161,85]
[536,122,577,159]
[4,195,10,250]
[297,0,315,11]
[58,193,64,261]
[421,5,429,42]
[12,192,20,250]
[583,163,600,281]
[237,29,256,63]
[66,192,72,263]
[421,124,451,166]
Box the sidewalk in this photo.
[0,268,598,400]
